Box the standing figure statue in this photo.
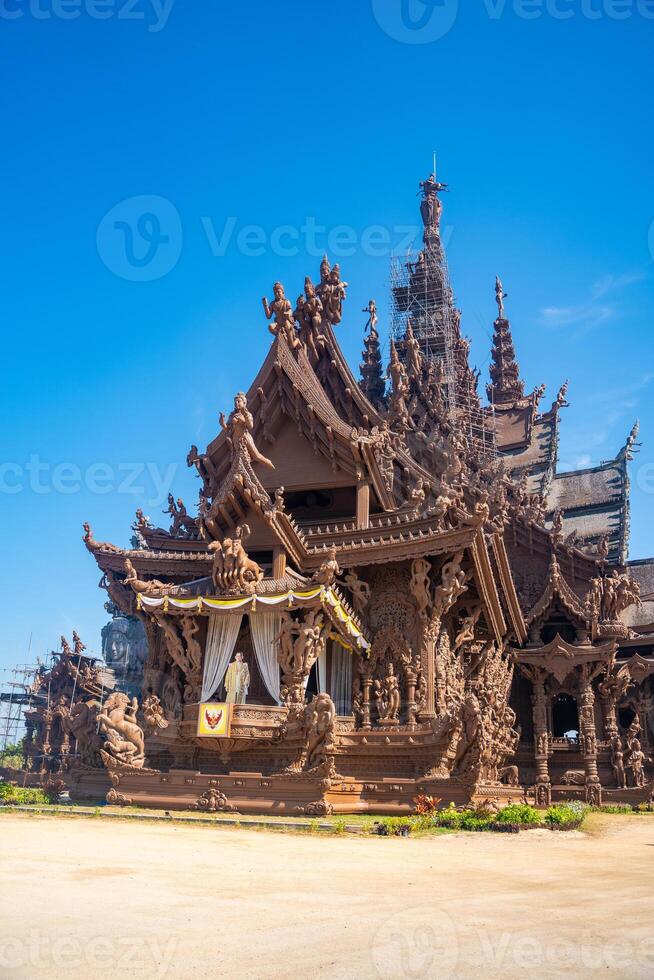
[294,276,325,360]
[224,652,250,705]
[374,662,401,724]
[627,737,646,788]
[263,282,300,349]
[220,392,275,469]
[316,256,348,326]
[610,734,627,790]
[362,299,378,335]
[404,320,423,380]
[495,276,507,320]
[418,173,448,231]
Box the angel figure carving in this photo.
[220,392,275,470]
[98,693,145,768]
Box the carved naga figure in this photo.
[98,693,145,768]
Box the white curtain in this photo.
[201,614,243,702]
[317,648,328,694]
[330,646,353,715]
[249,612,282,705]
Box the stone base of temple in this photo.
[66,766,525,815]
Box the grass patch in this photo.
[0,783,51,806]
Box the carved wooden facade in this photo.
[54,175,654,814]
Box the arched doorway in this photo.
[552,693,579,739]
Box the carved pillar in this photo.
[405,668,417,730]
[601,690,619,741]
[272,546,287,580]
[579,673,602,806]
[636,694,652,751]
[356,481,370,530]
[418,624,437,720]
[362,670,372,731]
[531,673,551,807]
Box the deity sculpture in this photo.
[342,570,371,616]
[294,276,325,359]
[220,392,275,469]
[495,275,507,320]
[418,173,448,231]
[610,734,627,789]
[362,299,378,334]
[316,256,347,326]
[404,320,423,380]
[263,281,300,349]
[162,494,198,538]
[312,545,340,586]
[374,662,401,724]
[627,737,646,788]
[98,693,145,768]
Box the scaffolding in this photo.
[0,662,41,752]
[390,242,497,460]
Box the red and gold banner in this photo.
[197,703,232,738]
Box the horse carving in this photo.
[98,693,145,769]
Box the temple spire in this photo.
[359,300,386,410]
[486,276,525,404]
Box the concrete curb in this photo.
[0,803,365,834]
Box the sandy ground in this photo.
[1,814,654,980]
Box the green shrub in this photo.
[0,738,25,770]
[0,783,50,806]
[544,801,587,829]
[459,814,491,832]
[431,804,463,829]
[495,803,541,825]
[373,816,412,836]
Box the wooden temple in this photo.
[34,173,652,815]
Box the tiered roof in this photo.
[82,173,649,655]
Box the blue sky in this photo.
[1,1,653,670]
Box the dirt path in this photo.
[1,813,653,979]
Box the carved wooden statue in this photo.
[263,281,300,349]
[98,693,145,768]
[220,392,275,470]
[209,525,263,595]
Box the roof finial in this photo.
[486,276,524,405]
[495,275,508,320]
